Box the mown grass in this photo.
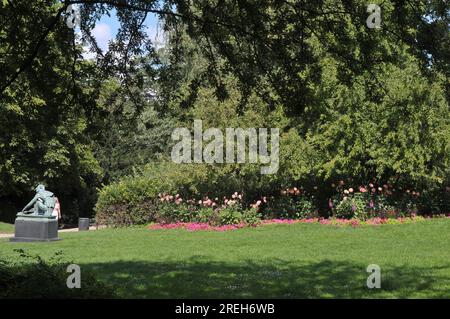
[1,219,450,298]
[0,222,14,234]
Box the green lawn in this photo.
[1,219,450,298]
[0,222,14,234]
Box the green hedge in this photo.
[95,161,281,226]
[95,162,450,226]
[95,177,161,226]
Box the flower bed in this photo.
[97,175,450,227]
[147,215,449,232]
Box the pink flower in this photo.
[148,214,429,232]
[350,220,359,227]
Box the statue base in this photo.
[9,216,60,242]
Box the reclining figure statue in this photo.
[17,184,56,218]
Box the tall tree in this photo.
[0,1,101,222]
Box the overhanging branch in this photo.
[0,6,67,97]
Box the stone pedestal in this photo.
[9,216,60,242]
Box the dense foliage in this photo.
[1,0,449,223]
[0,249,114,298]
[0,1,102,222]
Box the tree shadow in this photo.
[84,258,450,298]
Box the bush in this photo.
[418,187,450,215]
[335,193,367,220]
[95,200,159,227]
[96,160,450,226]
[368,194,397,218]
[263,189,316,219]
[215,208,243,226]
[154,201,196,224]
[195,207,215,223]
[95,162,232,226]
[242,208,261,226]
[95,174,165,226]
[0,250,115,298]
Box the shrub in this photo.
[293,196,317,219]
[214,208,243,226]
[95,200,159,227]
[242,208,261,226]
[96,162,450,226]
[335,193,367,220]
[264,189,316,219]
[0,250,114,298]
[95,174,165,226]
[195,207,215,223]
[418,186,450,215]
[154,201,196,224]
[369,194,397,218]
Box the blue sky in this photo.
[85,9,161,54]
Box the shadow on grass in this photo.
[85,258,450,298]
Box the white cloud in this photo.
[92,23,113,52]
[145,22,166,49]
[81,23,113,60]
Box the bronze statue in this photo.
[17,184,56,218]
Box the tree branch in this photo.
[0,5,67,97]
